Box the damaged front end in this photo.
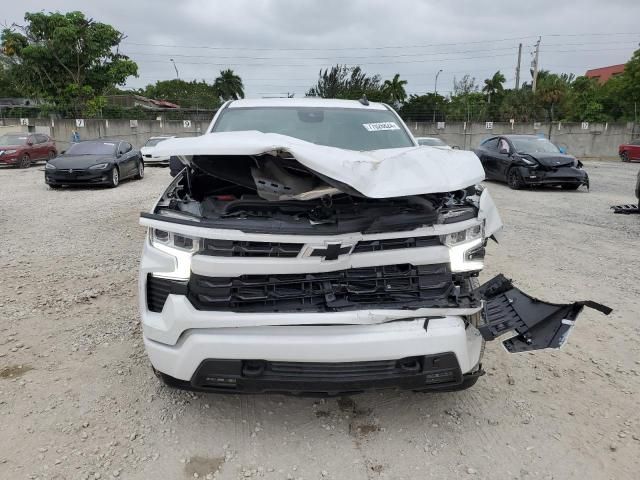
[139,132,610,393]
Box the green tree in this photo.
[446,92,487,121]
[535,73,569,137]
[398,93,448,122]
[499,88,538,122]
[382,73,407,105]
[621,49,640,102]
[140,79,221,109]
[214,69,244,100]
[565,76,606,122]
[1,11,137,114]
[453,74,478,95]
[0,63,23,97]
[482,71,506,103]
[307,65,382,99]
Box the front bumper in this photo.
[143,317,485,391]
[143,155,170,165]
[45,168,113,185]
[518,166,588,187]
[0,153,19,165]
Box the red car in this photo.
[0,133,57,168]
[619,138,640,162]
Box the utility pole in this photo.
[531,37,541,93]
[433,69,443,124]
[515,43,522,90]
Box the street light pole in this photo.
[170,58,180,79]
[434,69,443,96]
[433,69,443,124]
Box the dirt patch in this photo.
[183,456,224,479]
[0,365,33,379]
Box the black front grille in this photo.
[264,359,412,379]
[201,239,302,258]
[187,263,455,312]
[353,236,441,253]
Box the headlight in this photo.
[519,156,537,166]
[45,162,56,170]
[149,229,200,279]
[440,224,483,246]
[442,223,485,272]
[89,163,110,170]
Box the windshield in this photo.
[213,107,414,151]
[66,141,117,155]
[511,137,561,154]
[417,138,447,147]
[144,137,171,147]
[0,134,28,146]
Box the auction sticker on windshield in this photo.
[363,122,401,132]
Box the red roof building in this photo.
[585,64,625,84]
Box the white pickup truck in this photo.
[138,97,610,395]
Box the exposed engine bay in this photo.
[150,152,483,235]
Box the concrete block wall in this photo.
[7,117,210,150]
[4,117,638,159]
[409,121,637,159]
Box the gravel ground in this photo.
[1,160,639,480]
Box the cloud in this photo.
[3,0,639,97]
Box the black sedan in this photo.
[475,135,589,190]
[45,140,144,188]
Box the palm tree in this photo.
[382,73,408,104]
[482,71,506,103]
[214,69,245,100]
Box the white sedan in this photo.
[140,136,176,165]
[415,136,453,149]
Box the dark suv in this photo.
[0,133,57,168]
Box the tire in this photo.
[506,167,524,190]
[135,161,144,180]
[107,167,119,188]
[561,184,581,190]
[49,184,61,190]
[621,151,629,162]
[18,153,31,169]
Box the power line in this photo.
[121,40,639,62]
[121,32,638,52]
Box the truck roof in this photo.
[226,97,389,110]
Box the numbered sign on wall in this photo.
[75,119,85,128]
[183,120,192,128]
[485,121,494,130]
[436,121,445,130]
[581,122,589,130]
[130,119,138,128]
[20,118,29,126]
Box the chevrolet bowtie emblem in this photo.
[310,243,352,260]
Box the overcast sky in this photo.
[3,1,640,99]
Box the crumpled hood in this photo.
[526,152,576,168]
[153,131,486,198]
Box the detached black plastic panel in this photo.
[477,274,612,353]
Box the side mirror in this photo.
[60,150,66,155]
[559,147,567,154]
[451,145,460,150]
[499,147,510,155]
[27,141,33,146]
